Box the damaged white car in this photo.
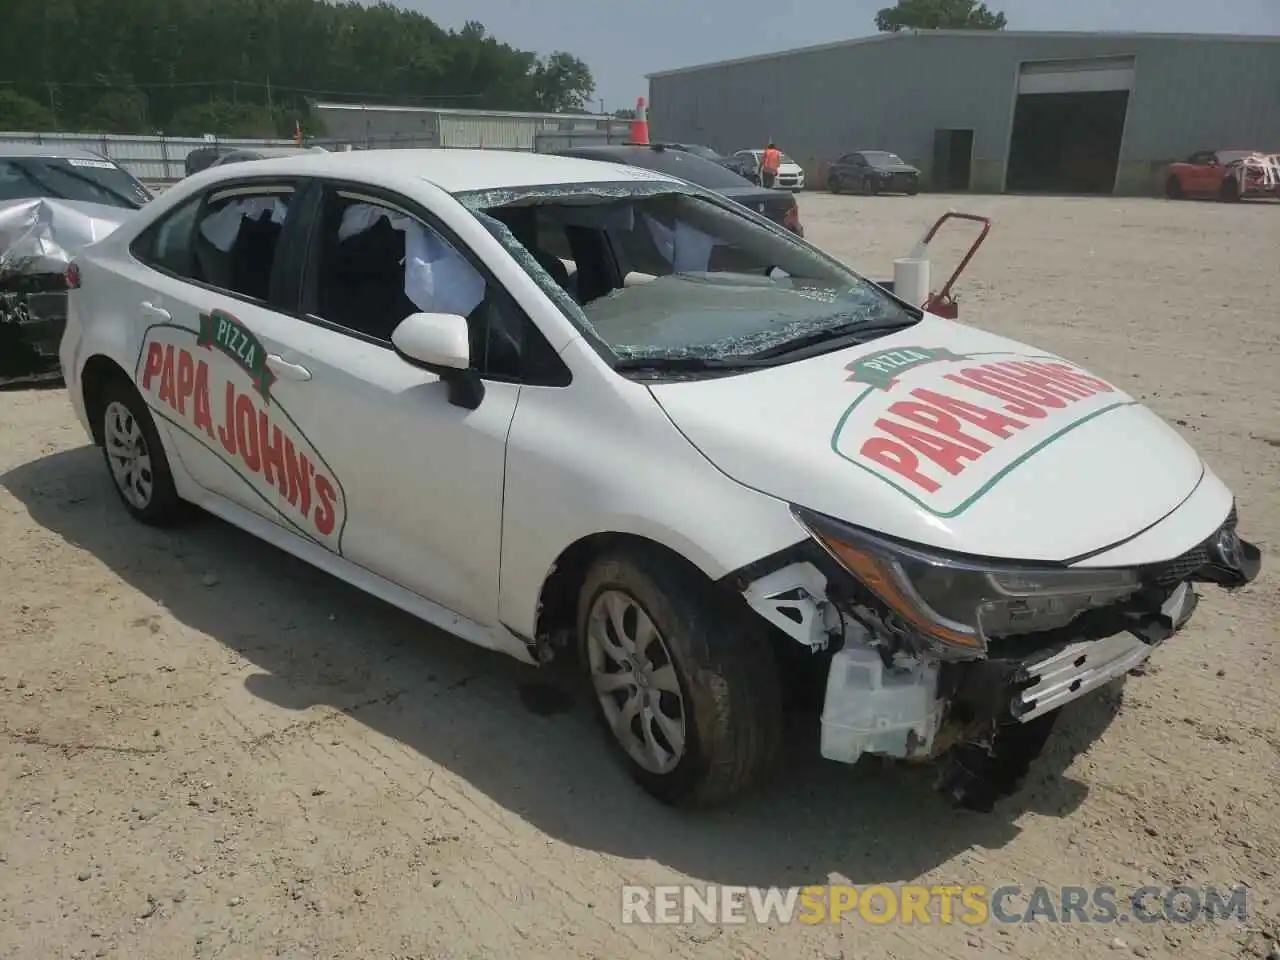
[59,150,1261,811]
[1,145,149,385]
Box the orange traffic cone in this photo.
[628,97,649,146]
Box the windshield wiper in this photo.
[613,355,767,373]
[744,316,919,360]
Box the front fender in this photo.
[496,344,808,639]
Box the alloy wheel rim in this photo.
[586,590,687,775]
[104,401,154,509]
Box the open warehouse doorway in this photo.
[1005,57,1134,195]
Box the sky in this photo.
[404,0,1280,110]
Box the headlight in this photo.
[793,507,1140,659]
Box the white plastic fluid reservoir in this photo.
[819,645,941,765]
[892,257,930,308]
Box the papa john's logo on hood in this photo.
[845,346,970,391]
[831,346,1137,517]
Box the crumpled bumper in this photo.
[935,513,1260,810]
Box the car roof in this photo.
[564,145,673,159]
[0,143,120,162]
[221,146,317,159]
[195,148,681,193]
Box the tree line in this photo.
[0,0,596,137]
[875,0,1007,33]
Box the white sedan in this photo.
[735,148,806,190]
[59,150,1260,811]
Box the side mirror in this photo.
[391,311,485,410]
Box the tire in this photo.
[1164,176,1184,200]
[98,375,185,526]
[828,174,841,194]
[1219,177,1240,202]
[576,545,782,807]
[861,176,878,196]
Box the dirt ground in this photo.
[1,193,1277,960]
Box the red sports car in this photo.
[1163,149,1280,202]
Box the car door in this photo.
[1184,152,1215,194]
[846,153,866,183]
[127,177,313,529]
[244,178,567,627]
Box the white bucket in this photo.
[892,257,930,308]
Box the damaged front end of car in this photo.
[727,505,1262,812]
[1,198,130,386]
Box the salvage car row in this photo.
[44,147,1261,813]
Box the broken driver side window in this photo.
[304,189,551,382]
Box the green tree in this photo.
[0,90,55,130]
[79,88,150,133]
[165,101,278,138]
[0,0,596,133]
[875,0,1007,32]
[531,52,596,112]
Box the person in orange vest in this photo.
[760,142,782,188]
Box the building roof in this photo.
[188,147,678,194]
[311,102,602,123]
[646,29,1280,79]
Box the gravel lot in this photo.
[1,192,1277,960]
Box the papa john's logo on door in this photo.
[830,347,1136,517]
[134,310,348,553]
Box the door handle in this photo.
[141,301,171,321]
[266,354,312,382]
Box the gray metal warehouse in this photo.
[646,30,1280,195]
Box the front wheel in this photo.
[99,376,185,525]
[1219,177,1240,202]
[577,546,782,807]
[861,176,878,196]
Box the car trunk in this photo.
[719,185,800,233]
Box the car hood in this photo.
[646,315,1207,562]
[0,197,135,278]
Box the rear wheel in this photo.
[577,546,782,807]
[828,174,842,194]
[1219,177,1240,202]
[99,377,184,525]
[1164,175,1184,200]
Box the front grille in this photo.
[1141,546,1210,587]
[1137,505,1236,587]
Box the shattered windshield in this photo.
[0,156,150,209]
[457,182,916,367]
